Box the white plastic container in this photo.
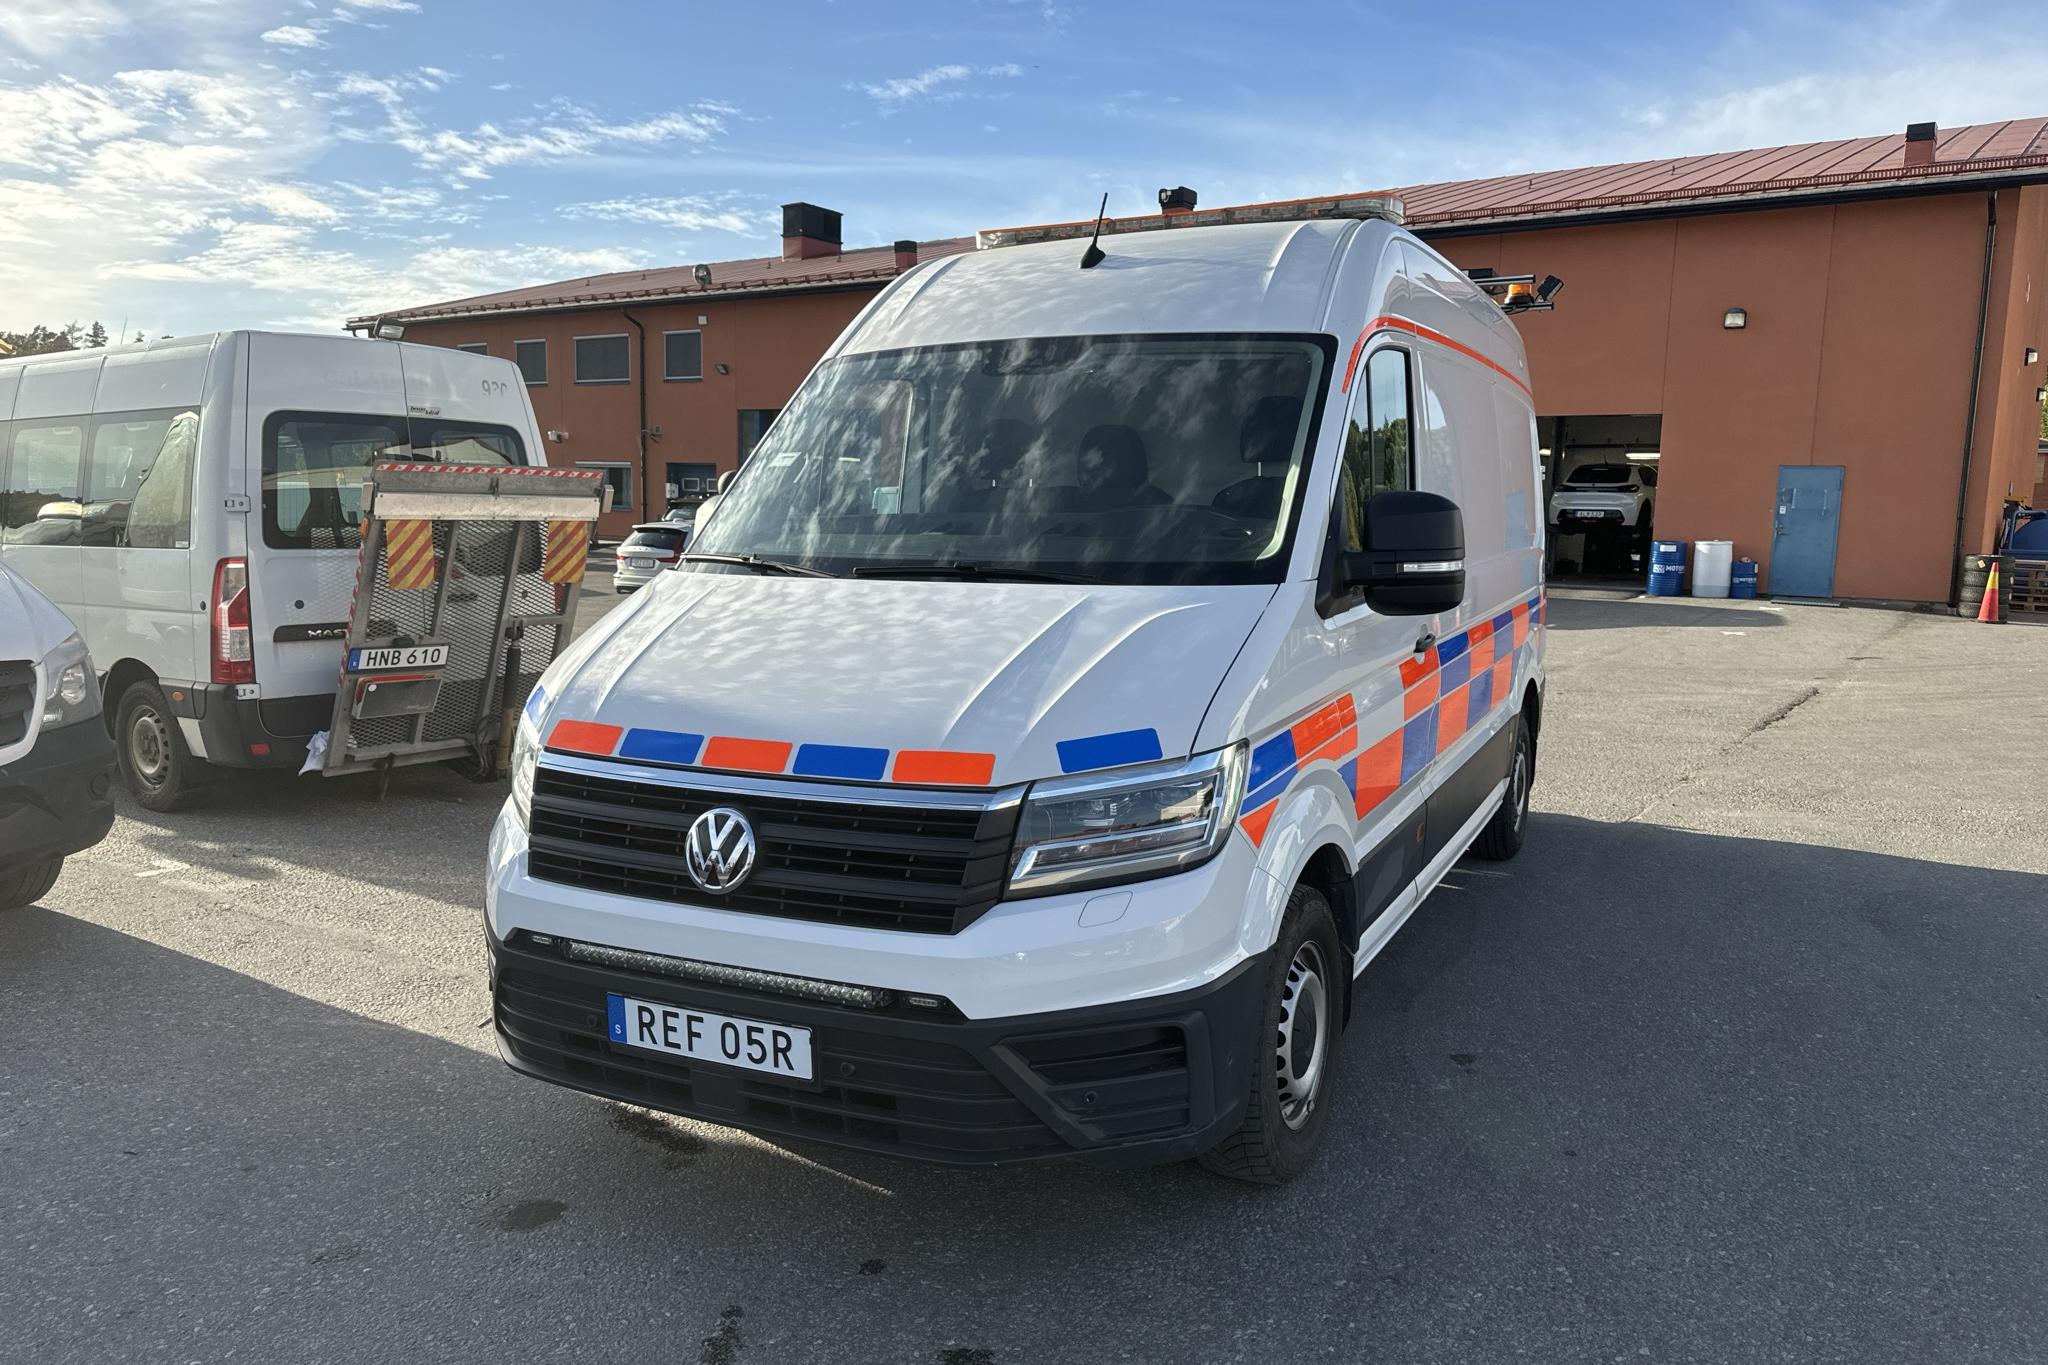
[1692,539,1733,598]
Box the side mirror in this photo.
[1339,490,1465,617]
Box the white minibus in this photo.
[0,332,547,809]
[489,199,1548,1182]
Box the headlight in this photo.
[509,707,540,829]
[39,633,101,730]
[1007,742,1249,897]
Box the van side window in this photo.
[126,411,199,549]
[83,409,197,548]
[264,414,405,551]
[3,419,85,547]
[1338,348,1414,551]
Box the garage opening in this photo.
[1539,414,1663,583]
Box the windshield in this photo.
[690,333,1333,585]
[1564,464,1635,487]
[262,411,527,550]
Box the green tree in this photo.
[85,321,108,348]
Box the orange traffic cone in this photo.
[1977,560,2002,623]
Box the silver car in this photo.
[612,522,688,592]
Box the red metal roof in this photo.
[1393,117,2048,231]
[355,235,976,327]
[367,118,2048,327]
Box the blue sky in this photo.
[4,0,2046,335]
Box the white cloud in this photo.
[338,76,731,180]
[860,63,1024,106]
[104,221,641,325]
[336,0,421,11]
[261,24,325,48]
[0,0,122,59]
[558,194,762,233]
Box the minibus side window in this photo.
[1339,348,1414,552]
[125,411,199,549]
[82,408,198,548]
[2,419,85,547]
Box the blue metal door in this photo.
[1770,465,1844,598]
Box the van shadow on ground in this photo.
[1545,593,1787,630]
[5,815,2043,1363]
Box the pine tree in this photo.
[86,321,108,348]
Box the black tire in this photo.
[1199,885,1345,1185]
[115,680,202,812]
[1471,712,1534,861]
[0,857,63,911]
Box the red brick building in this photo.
[356,119,2048,599]
[350,205,969,539]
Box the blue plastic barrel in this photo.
[1730,558,1759,599]
[1647,540,1687,596]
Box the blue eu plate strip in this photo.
[606,993,627,1043]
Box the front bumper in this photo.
[0,719,116,870]
[490,928,1265,1166]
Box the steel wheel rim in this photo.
[129,706,170,786]
[1509,740,1529,831]
[1275,940,1329,1131]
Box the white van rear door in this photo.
[247,336,409,704]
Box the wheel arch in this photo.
[101,658,161,735]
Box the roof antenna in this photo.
[1080,193,1109,269]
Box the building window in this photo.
[663,330,703,382]
[456,342,489,356]
[577,461,632,511]
[1338,348,1413,553]
[665,461,718,503]
[514,339,547,386]
[574,334,631,384]
[737,408,780,463]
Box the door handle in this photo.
[1413,632,1436,655]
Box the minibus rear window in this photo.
[690,333,1335,586]
[262,412,526,550]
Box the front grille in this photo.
[495,963,1064,1158]
[1010,1024,1193,1141]
[527,766,1019,934]
[0,660,33,749]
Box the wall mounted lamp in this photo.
[2027,346,2040,365]
[715,362,730,375]
[1722,307,1747,330]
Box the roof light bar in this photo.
[979,193,1407,250]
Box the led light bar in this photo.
[543,935,895,1009]
[978,193,1406,250]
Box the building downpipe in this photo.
[1948,190,1996,606]
[621,308,650,487]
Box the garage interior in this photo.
[1539,414,1663,582]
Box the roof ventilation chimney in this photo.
[781,202,843,261]
[1904,121,1937,169]
[1158,185,1198,216]
[893,239,919,272]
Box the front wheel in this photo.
[116,680,202,812]
[1199,885,1345,1185]
[1471,712,1534,861]
[0,857,63,911]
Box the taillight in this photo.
[211,557,254,685]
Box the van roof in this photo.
[836,218,1526,389]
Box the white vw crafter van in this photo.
[491,197,1547,1181]
[0,332,547,809]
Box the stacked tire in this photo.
[1958,553,2010,619]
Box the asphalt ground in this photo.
[4,582,2045,1364]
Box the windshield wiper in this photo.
[678,552,836,578]
[850,562,1099,585]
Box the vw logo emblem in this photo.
[685,806,757,894]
